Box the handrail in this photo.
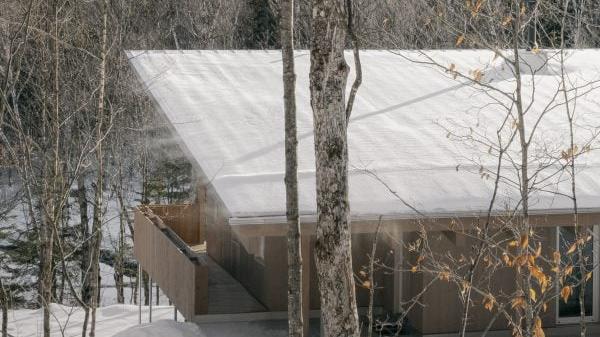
[134,208,208,318]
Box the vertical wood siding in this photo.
[133,209,208,319]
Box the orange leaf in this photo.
[560,286,572,303]
[483,294,495,311]
[564,265,574,276]
[533,316,545,337]
[553,251,561,264]
[511,296,526,310]
[520,234,529,249]
[535,243,542,258]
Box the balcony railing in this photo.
[134,204,208,319]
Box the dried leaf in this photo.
[533,316,545,337]
[439,270,451,282]
[502,253,512,266]
[472,69,483,82]
[560,286,572,303]
[535,243,542,258]
[511,296,526,310]
[566,242,577,255]
[501,15,513,27]
[483,294,495,311]
[456,34,465,47]
[529,288,537,302]
[520,234,529,249]
[564,265,574,276]
[363,280,371,289]
[553,251,561,264]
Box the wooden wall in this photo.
[148,204,203,245]
[134,209,208,319]
[402,227,559,335]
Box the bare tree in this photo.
[280,0,304,337]
[309,0,360,336]
[87,1,108,335]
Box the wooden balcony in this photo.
[134,204,208,319]
[133,204,265,320]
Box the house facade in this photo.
[129,50,600,335]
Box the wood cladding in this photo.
[134,208,208,319]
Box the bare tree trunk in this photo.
[115,200,125,304]
[366,218,382,337]
[559,4,586,334]
[280,1,303,337]
[39,2,61,335]
[77,172,91,337]
[309,1,359,336]
[39,209,54,337]
[0,278,8,337]
[89,2,108,335]
[512,4,533,335]
[143,272,149,306]
[155,284,159,305]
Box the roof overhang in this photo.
[229,208,600,237]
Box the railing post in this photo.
[149,276,153,323]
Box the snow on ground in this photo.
[7,303,184,337]
[113,320,202,337]
[98,262,170,306]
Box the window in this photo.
[556,225,599,324]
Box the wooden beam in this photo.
[230,211,600,238]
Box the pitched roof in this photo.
[128,50,600,222]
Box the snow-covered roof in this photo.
[128,50,600,222]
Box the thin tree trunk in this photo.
[0,277,8,337]
[40,2,61,335]
[143,271,149,306]
[366,218,382,337]
[155,284,159,305]
[115,200,125,304]
[280,1,303,337]
[77,172,91,337]
[309,1,359,336]
[512,4,533,336]
[559,5,586,334]
[89,2,108,335]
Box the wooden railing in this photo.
[134,207,208,319]
[145,203,204,245]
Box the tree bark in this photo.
[309,1,359,337]
[77,172,92,337]
[89,2,108,335]
[280,0,303,337]
[0,277,8,337]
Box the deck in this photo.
[134,205,265,320]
